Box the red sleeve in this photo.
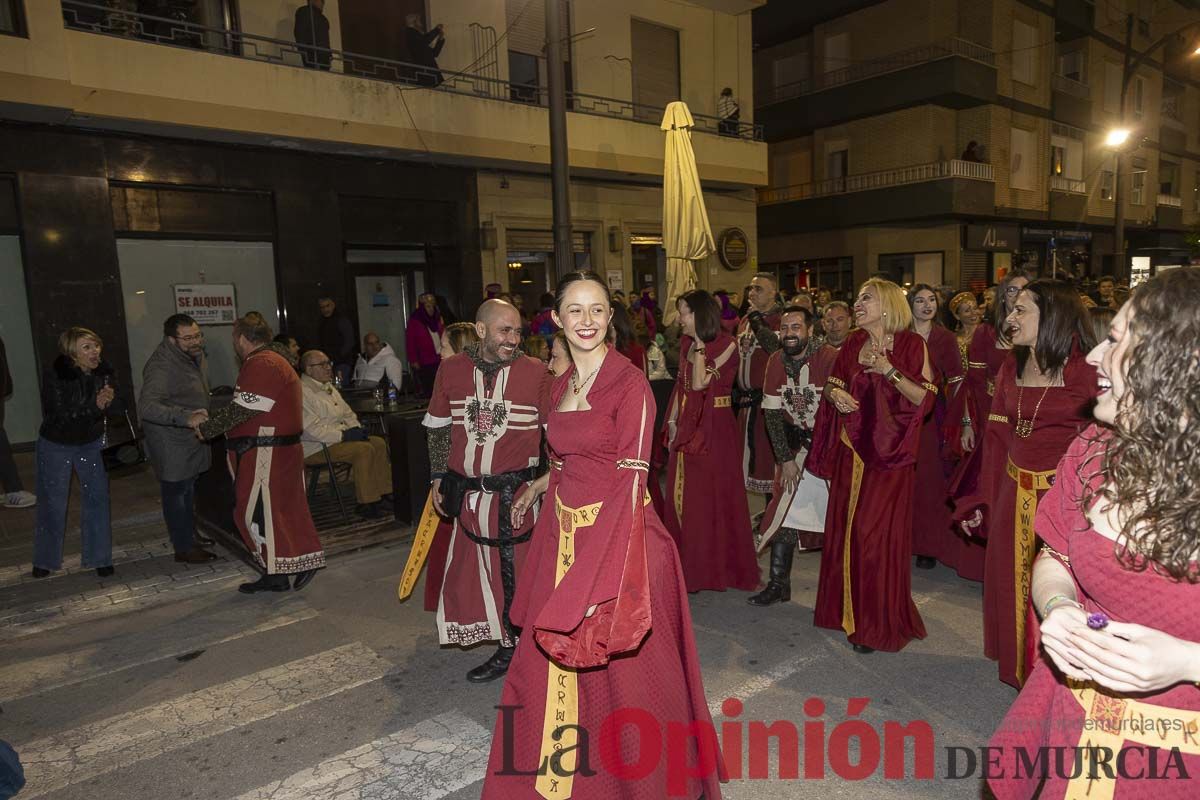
[1035,432,1094,555]
[233,354,281,412]
[762,352,784,403]
[533,367,653,668]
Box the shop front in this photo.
[963,223,1020,289]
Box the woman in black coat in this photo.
[31,327,123,578]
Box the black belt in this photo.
[786,423,813,456]
[438,466,541,642]
[732,386,763,410]
[226,434,301,458]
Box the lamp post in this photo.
[1110,15,1200,281]
[545,0,573,279]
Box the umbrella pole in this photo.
[546,0,573,278]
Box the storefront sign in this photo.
[606,270,625,292]
[173,284,237,324]
[1022,227,1092,242]
[718,228,750,270]
[965,224,1019,251]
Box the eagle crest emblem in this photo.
[465,397,508,444]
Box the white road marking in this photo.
[231,711,493,800]
[16,642,390,798]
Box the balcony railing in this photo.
[1156,193,1182,208]
[757,159,994,205]
[763,37,995,105]
[1051,73,1090,99]
[1050,175,1087,194]
[59,0,764,142]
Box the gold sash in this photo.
[839,427,865,636]
[1005,458,1055,683]
[1064,680,1200,800]
[396,491,443,601]
[534,496,602,799]
[713,395,732,408]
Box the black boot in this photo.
[747,539,794,606]
[915,555,937,569]
[466,645,515,683]
[237,573,290,594]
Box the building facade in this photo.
[753,0,1200,293]
[0,0,767,444]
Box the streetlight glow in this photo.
[1105,128,1131,148]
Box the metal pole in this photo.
[1113,13,1133,283]
[545,0,573,278]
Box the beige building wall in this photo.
[758,224,963,288]
[477,172,759,296]
[238,0,344,67]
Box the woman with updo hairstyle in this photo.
[547,330,572,377]
[484,271,724,800]
[663,289,760,593]
[439,321,481,359]
[961,279,1097,688]
[809,278,936,653]
[989,268,1200,800]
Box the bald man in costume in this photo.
[423,300,553,682]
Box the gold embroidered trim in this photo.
[827,376,846,389]
[616,459,649,471]
[921,381,938,393]
[713,396,732,408]
[946,375,965,385]
[1040,543,1070,566]
[967,360,988,369]
[549,458,564,470]
[987,413,1009,424]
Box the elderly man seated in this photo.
[300,350,393,518]
[353,331,405,389]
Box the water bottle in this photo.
[386,380,398,407]
[333,371,342,389]
[373,384,384,410]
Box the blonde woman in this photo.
[32,327,122,578]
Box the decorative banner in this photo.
[174,284,237,324]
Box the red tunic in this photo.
[735,310,782,493]
[423,352,552,647]
[810,329,934,652]
[945,324,1000,504]
[225,348,324,574]
[617,341,647,375]
[664,333,760,592]
[973,351,1097,687]
[484,348,724,800]
[912,325,984,579]
[807,342,840,390]
[989,429,1200,800]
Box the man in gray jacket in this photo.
[139,314,218,563]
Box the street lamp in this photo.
[1104,128,1131,148]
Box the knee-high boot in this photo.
[747,538,794,606]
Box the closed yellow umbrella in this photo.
[661,101,715,326]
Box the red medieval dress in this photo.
[226,347,325,574]
[911,325,975,574]
[483,348,724,800]
[808,329,934,652]
[423,352,551,648]
[735,310,782,493]
[946,323,1002,516]
[989,428,1200,799]
[968,350,1096,688]
[664,333,760,593]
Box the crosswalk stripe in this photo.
[0,605,319,703]
[231,710,492,800]
[16,641,390,798]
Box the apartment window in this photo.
[1010,128,1038,191]
[1049,134,1083,181]
[773,52,810,91]
[1012,20,1038,85]
[1131,170,1146,205]
[1100,170,1114,201]
[1159,161,1179,196]
[631,20,680,121]
[508,51,539,104]
[824,33,849,75]
[1056,49,1086,82]
[0,0,25,36]
[1132,76,1145,117]
[1103,62,1122,113]
[826,146,848,180]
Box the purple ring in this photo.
[1086,612,1109,630]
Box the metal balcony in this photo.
[1051,73,1090,99]
[759,159,993,205]
[1050,175,1087,194]
[59,0,764,142]
[1157,194,1183,208]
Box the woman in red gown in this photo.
[989,268,1200,800]
[907,284,968,574]
[809,279,935,653]
[485,272,723,800]
[966,280,1096,688]
[663,290,760,593]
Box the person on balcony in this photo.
[294,0,332,71]
[960,140,984,163]
[403,15,445,87]
[718,86,740,136]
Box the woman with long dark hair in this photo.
[906,285,969,573]
[809,279,935,653]
[663,289,759,592]
[966,279,1097,687]
[988,268,1200,799]
[485,271,723,799]
[610,301,647,375]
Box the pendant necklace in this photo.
[572,365,601,395]
[1014,384,1051,438]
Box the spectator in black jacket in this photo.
[1,334,35,508]
[294,0,331,70]
[32,327,124,578]
[403,14,445,87]
[316,296,356,386]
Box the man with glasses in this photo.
[139,314,218,563]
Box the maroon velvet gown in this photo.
[945,324,999,500]
[989,429,1200,800]
[483,348,724,800]
[664,334,760,593]
[808,329,934,652]
[911,325,971,572]
[970,350,1097,688]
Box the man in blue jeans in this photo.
[139,314,218,563]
